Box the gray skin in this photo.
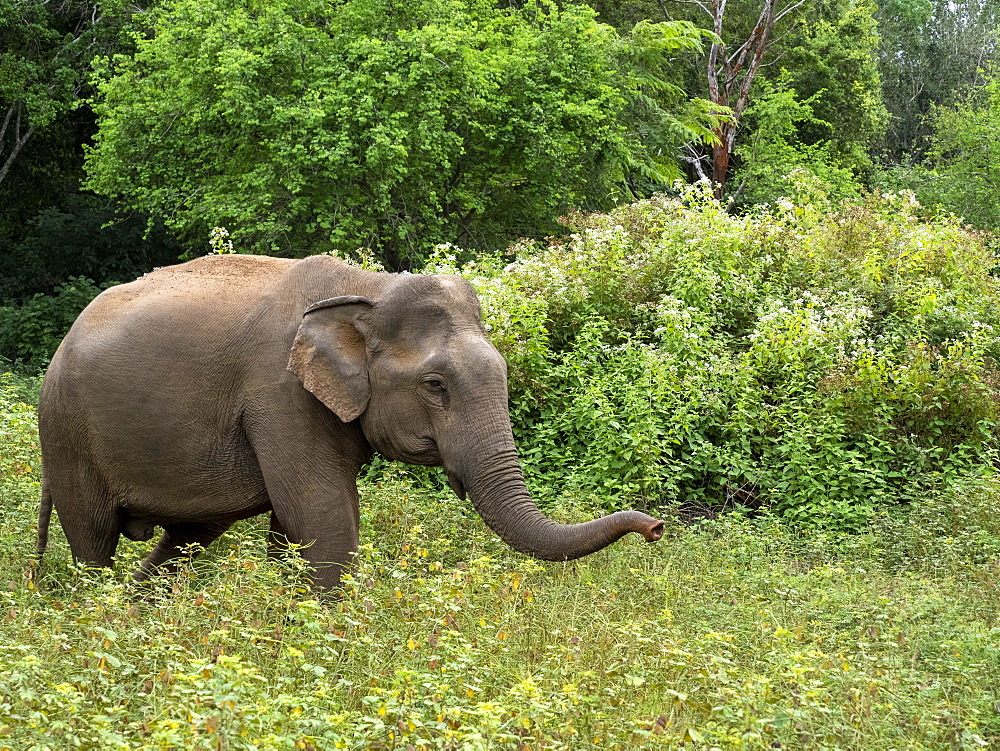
[35,254,664,590]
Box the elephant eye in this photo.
[424,379,446,393]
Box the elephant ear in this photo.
[288,295,375,422]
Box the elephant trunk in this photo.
[459,446,664,562]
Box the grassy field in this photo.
[2,374,1000,749]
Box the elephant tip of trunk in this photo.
[612,510,665,543]
[638,516,665,543]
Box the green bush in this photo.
[0,277,114,370]
[0,193,183,302]
[429,184,1000,529]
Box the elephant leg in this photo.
[268,493,360,591]
[245,397,368,591]
[133,521,232,581]
[256,462,362,591]
[49,463,121,569]
[60,509,120,570]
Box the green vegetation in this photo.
[903,63,1000,231]
[5,0,1000,745]
[434,186,1000,529]
[4,191,1000,746]
[3,373,1000,748]
[84,0,718,265]
[5,0,1000,316]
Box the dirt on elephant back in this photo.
[165,255,297,283]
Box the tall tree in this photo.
[589,0,884,200]
[876,0,1000,161]
[911,65,1000,229]
[702,0,806,197]
[85,0,719,266]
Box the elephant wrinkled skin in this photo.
[35,255,664,589]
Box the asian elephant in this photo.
[35,254,664,590]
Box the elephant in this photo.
[35,254,664,590]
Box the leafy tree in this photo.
[0,0,142,186]
[85,0,718,267]
[0,0,176,309]
[728,77,859,208]
[589,0,885,204]
[910,65,1000,229]
[779,0,886,177]
[876,0,1000,162]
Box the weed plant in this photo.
[2,378,1000,748]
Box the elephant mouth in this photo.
[446,472,466,500]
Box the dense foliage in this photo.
[84,0,717,266]
[875,0,1000,161]
[904,64,1000,231]
[5,0,1000,291]
[0,0,173,284]
[2,372,1000,748]
[6,188,999,526]
[4,0,1000,745]
[414,186,998,528]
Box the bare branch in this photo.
[774,0,807,24]
[680,144,711,182]
[726,175,749,212]
[0,124,35,185]
[0,103,16,150]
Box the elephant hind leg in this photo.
[61,512,121,569]
[47,459,120,568]
[133,521,232,582]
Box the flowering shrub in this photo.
[432,185,1000,528]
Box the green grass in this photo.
[2,386,1000,749]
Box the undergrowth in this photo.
[2,380,999,749]
[3,190,1000,747]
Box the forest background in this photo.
[4,0,1000,323]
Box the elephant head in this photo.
[288,273,664,561]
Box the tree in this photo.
[703,0,807,197]
[85,0,718,267]
[912,65,1000,229]
[588,0,885,203]
[725,0,886,207]
[727,76,860,208]
[876,0,1000,162]
[779,1,886,176]
[0,193,182,301]
[0,0,139,186]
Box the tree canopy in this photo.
[84,0,719,267]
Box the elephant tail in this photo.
[35,474,52,561]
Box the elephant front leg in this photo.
[133,521,232,581]
[269,496,361,591]
[247,400,369,592]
